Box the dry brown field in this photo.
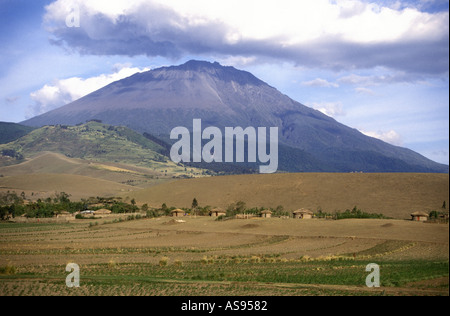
[2,154,448,221]
[127,173,449,219]
[0,216,448,296]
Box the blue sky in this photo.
[0,0,448,164]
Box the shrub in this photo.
[108,259,117,268]
[159,257,169,267]
[0,264,16,275]
[146,209,158,218]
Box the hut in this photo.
[261,210,272,218]
[210,208,227,217]
[94,209,112,216]
[56,211,74,219]
[171,209,185,217]
[293,209,314,219]
[411,211,429,222]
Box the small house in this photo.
[94,209,112,215]
[411,211,429,222]
[261,210,272,218]
[56,211,74,219]
[293,209,314,219]
[210,208,227,217]
[171,209,185,217]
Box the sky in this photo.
[0,0,448,164]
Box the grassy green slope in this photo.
[0,122,172,169]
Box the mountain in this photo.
[22,60,448,173]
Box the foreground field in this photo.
[0,217,448,296]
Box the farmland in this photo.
[0,170,448,296]
[0,216,448,296]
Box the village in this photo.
[2,189,447,224]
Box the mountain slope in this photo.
[0,122,35,144]
[0,152,174,189]
[0,173,136,201]
[0,121,208,176]
[22,60,448,173]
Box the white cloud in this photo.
[309,101,346,117]
[360,129,404,146]
[338,72,423,86]
[302,78,339,88]
[43,0,449,75]
[29,64,149,116]
[355,87,376,95]
[217,56,258,68]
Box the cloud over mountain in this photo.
[44,0,449,75]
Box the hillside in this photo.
[0,122,35,144]
[0,121,208,177]
[22,60,448,173]
[0,152,184,189]
[127,173,449,219]
[0,173,136,201]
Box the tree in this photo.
[235,201,246,213]
[54,192,71,204]
[227,201,247,216]
[192,198,198,209]
[191,198,199,216]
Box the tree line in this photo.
[0,191,140,220]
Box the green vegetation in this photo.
[0,191,86,219]
[0,191,141,219]
[316,206,389,220]
[0,122,166,166]
[0,263,16,275]
[141,259,448,288]
[0,121,213,179]
[0,258,447,296]
[222,202,386,220]
[1,149,24,160]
